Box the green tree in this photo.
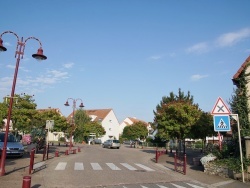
[189,112,214,150]
[73,109,105,142]
[122,121,148,140]
[229,66,250,137]
[154,89,202,144]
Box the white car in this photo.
[102,139,120,149]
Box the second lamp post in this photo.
[64,98,84,151]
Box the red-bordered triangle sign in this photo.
[211,97,231,115]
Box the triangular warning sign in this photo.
[211,97,231,115]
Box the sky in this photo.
[0,1,250,123]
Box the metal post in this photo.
[29,149,35,174]
[46,143,49,160]
[0,31,47,176]
[174,153,177,171]
[183,154,187,175]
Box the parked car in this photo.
[0,132,25,157]
[102,139,120,149]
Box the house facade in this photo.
[232,55,250,121]
[85,109,120,142]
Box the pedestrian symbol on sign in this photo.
[218,119,227,129]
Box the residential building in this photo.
[67,108,120,143]
[86,109,120,142]
[119,117,152,138]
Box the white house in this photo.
[85,109,120,143]
[119,117,152,137]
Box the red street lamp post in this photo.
[64,98,84,151]
[0,31,47,176]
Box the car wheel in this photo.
[117,147,120,149]
[102,144,105,148]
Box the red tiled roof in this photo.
[232,55,250,82]
[127,117,148,125]
[67,109,112,122]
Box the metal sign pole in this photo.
[231,114,245,183]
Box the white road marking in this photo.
[120,163,137,170]
[135,163,155,171]
[186,182,205,188]
[91,163,102,170]
[55,162,67,170]
[171,183,186,188]
[156,184,169,188]
[211,180,235,187]
[74,162,84,170]
[106,163,121,170]
[33,162,45,169]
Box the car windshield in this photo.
[0,133,17,142]
[113,140,120,143]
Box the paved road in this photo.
[0,144,250,188]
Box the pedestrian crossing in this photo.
[54,162,155,172]
[99,182,206,188]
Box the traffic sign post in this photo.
[211,97,244,182]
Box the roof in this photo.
[232,55,250,84]
[67,109,112,122]
[86,109,112,121]
[37,108,63,116]
[126,117,148,126]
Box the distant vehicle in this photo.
[102,139,120,149]
[0,132,25,157]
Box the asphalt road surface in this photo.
[2,144,250,188]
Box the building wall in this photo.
[245,65,250,122]
[119,117,133,135]
[100,110,120,143]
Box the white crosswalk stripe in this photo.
[106,163,121,170]
[74,162,84,170]
[120,163,137,170]
[55,162,67,170]
[135,163,155,171]
[91,163,102,170]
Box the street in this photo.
[1,144,250,188]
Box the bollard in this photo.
[55,151,59,157]
[65,150,68,155]
[78,147,81,152]
[43,145,46,161]
[29,149,35,174]
[22,176,31,188]
[155,150,159,163]
[184,154,187,175]
[47,143,49,160]
[73,149,76,154]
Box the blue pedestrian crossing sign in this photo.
[213,115,231,132]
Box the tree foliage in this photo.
[73,109,105,142]
[122,121,148,140]
[154,88,202,141]
[229,65,250,137]
[189,112,214,143]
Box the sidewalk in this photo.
[155,148,250,188]
[0,143,82,188]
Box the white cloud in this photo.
[190,74,208,81]
[63,62,74,68]
[149,55,163,60]
[6,64,15,69]
[216,28,250,47]
[3,42,11,46]
[186,42,209,54]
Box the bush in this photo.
[59,137,66,142]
